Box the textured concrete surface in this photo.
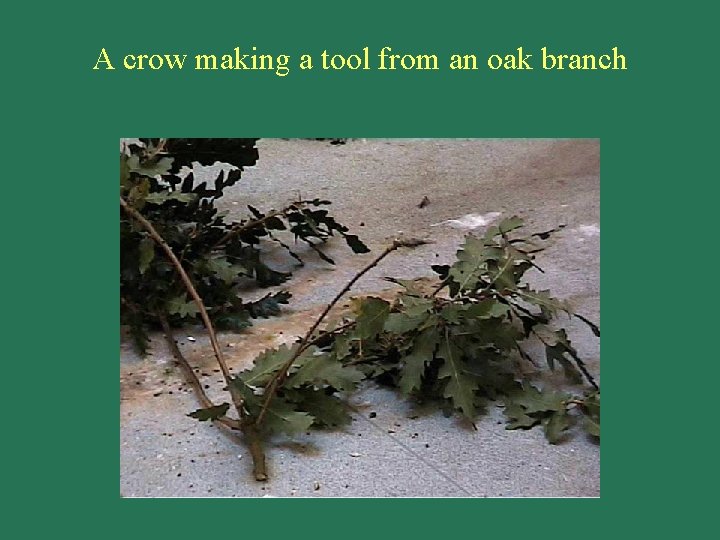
[120,138,600,497]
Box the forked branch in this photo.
[121,196,268,480]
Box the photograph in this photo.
[120,138,600,497]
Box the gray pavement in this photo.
[120,138,600,497]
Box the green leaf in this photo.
[541,329,583,383]
[487,256,519,290]
[384,312,428,333]
[245,291,291,318]
[187,403,230,422]
[545,344,582,383]
[242,344,296,387]
[352,297,391,340]
[344,234,370,253]
[504,384,570,434]
[439,304,465,324]
[231,377,315,436]
[398,327,439,394]
[447,235,488,293]
[260,397,315,436]
[332,333,353,360]
[436,331,477,419]
[400,295,434,317]
[514,287,571,317]
[264,216,286,230]
[442,299,509,324]
[138,236,155,274]
[544,409,572,443]
[285,389,352,428]
[465,299,510,319]
[165,294,200,318]
[483,216,524,240]
[508,383,567,415]
[504,403,540,429]
[288,354,364,392]
[497,215,524,234]
[206,257,244,284]
[474,317,525,350]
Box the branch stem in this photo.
[121,196,233,384]
[122,196,269,478]
[158,315,240,431]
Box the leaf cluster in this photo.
[120,138,369,353]
[338,217,600,441]
[191,217,600,447]
[330,217,600,442]
[228,343,365,434]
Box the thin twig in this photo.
[301,320,357,349]
[158,314,240,431]
[574,313,601,337]
[556,344,600,392]
[430,280,447,297]
[255,238,428,427]
[211,208,288,249]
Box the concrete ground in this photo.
[120,138,600,497]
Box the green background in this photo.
[5,0,715,536]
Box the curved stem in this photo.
[158,314,240,431]
[120,197,233,386]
